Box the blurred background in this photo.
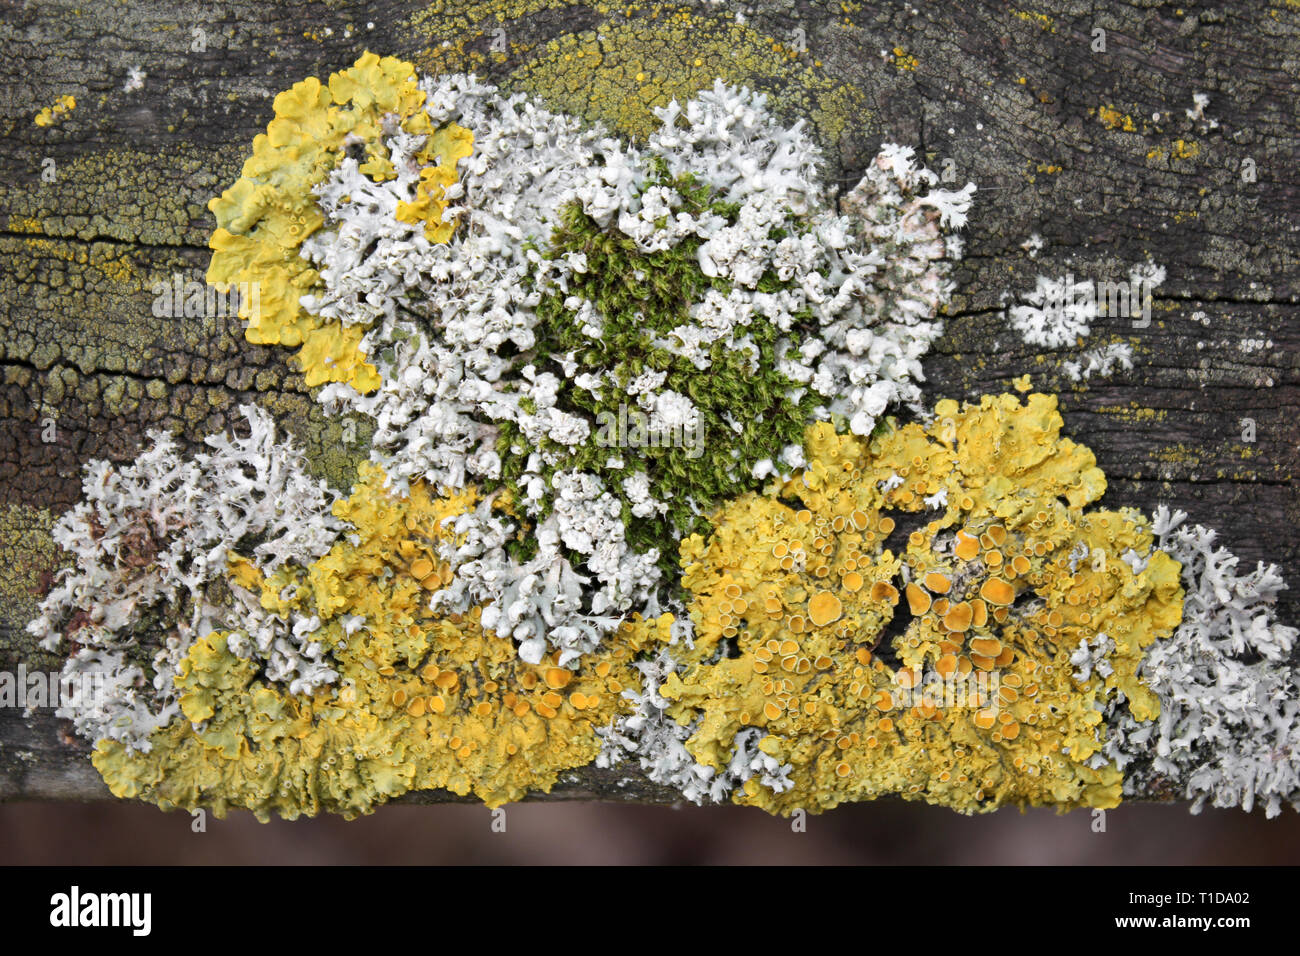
[3,798,1298,864]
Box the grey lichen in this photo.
[1106,506,1300,817]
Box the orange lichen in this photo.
[955,530,980,561]
[944,601,973,632]
[870,581,899,604]
[905,582,932,615]
[544,667,573,689]
[924,572,952,594]
[665,392,1184,815]
[808,592,842,627]
[980,578,1016,606]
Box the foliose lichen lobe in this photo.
[205,52,472,393]
[92,462,672,819]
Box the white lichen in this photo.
[1063,342,1134,381]
[1008,263,1164,349]
[1006,274,1099,348]
[301,76,972,662]
[1185,92,1218,130]
[596,649,792,803]
[1104,506,1300,817]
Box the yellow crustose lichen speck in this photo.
[206,53,472,393]
[665,392,1184,814]
[92,463,672,820]
[34,94,76,127]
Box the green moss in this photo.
[494,168,817,573]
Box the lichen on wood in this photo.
[2,0,1298,814]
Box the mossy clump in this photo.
[498,163,819,567]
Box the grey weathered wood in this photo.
[1,0,1296,806]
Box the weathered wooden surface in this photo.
[1,0,1296,805]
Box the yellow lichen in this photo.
[1147,139,1201,162]
[890,47,918,71]
[1011,9,1056,31]
[93,463,671,819]
[1096,105,1137,132]
[22,238,138,284]
[664,392,1184,815]
[34,94,76,127]
[394,124,475,241]
[206,53,472,392]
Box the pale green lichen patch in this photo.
[508,6,869,143]
[0,505,65,672]
[604,392,1185,813]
